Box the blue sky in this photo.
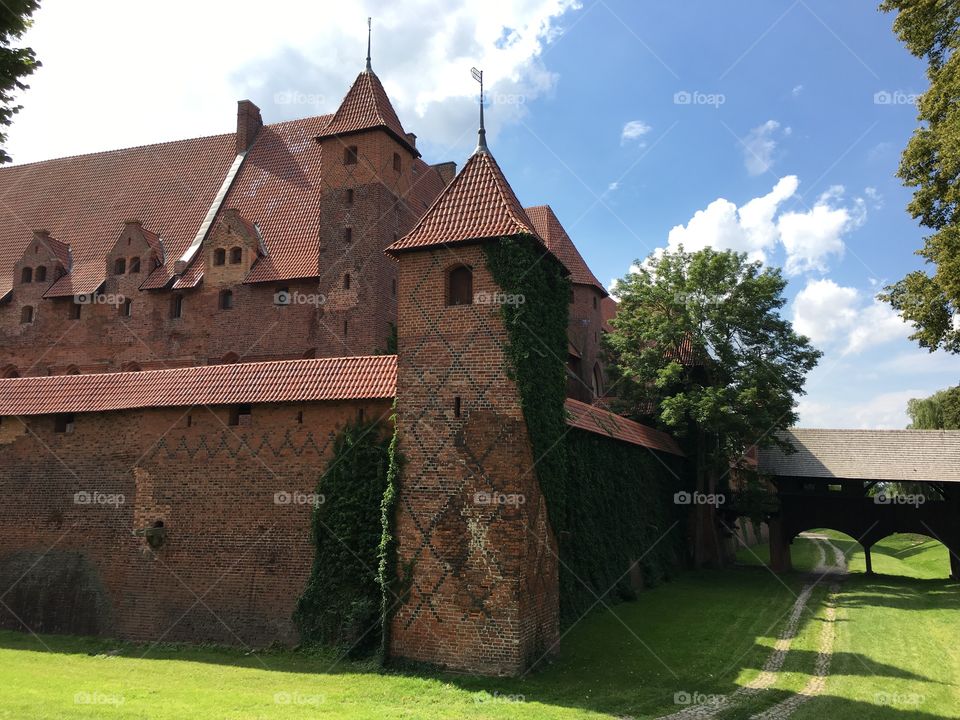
[7,0,957,427]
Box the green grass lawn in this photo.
[1,534,958,719]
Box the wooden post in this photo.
[864,544,873,575]
[768,516,792,574]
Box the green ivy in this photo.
[485,235,687,624]
[293,420,391,655]
[377,412,405,662]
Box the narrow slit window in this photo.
[171,294,183,319]
[219,289,234,310]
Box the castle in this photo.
[0,50,685,675]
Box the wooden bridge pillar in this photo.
[768,516,792,574]
[863,544,874,575]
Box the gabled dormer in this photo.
[14,230,71,291]
[107,220,165,282]
[205,208,264,285]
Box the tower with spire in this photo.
[383,76,565,674]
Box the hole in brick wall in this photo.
[343,273,350,290]
[296,410,303,424]
[213,248,226,266]
[344,227,353,243]
[229,404,252,426]
[345,188,354,205]
[343,320,348,337]
[146,519,166,549]
[186,414,192,428]
[454,396,461,418]
[54,413,75,434]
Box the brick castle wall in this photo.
[0,399,390,645]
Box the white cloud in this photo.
[8,0,582,164]
[792,84,804,97]
[797,390,925,429]
[777,187,864,275]
[621,120,652,145]
[792,278,907,354]
[742,120,783,175]
[607,181,620,192]
[864,186,883,209]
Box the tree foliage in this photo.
[878,0,960,353]
[607,247,822,458]
[907,385,960,429]
[0,1,40,164]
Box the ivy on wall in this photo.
[293,420,391,655]
[377,413,405,661]
[485,234,687,624]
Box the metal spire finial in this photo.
[365,17,372,72]
[471,67,488,154]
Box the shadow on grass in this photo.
[0,566,953,719]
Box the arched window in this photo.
[229,247,242,264]
[129,257,141,273]
[447,265,473,306]
[20,267,32,284]
[20,306,33,324]
[343,273,351,290]
[120,299,132,317]
[122,361,141,372]
[219,289,233,310]
[35,266,46,282]
[65,365,80,375]
[222,352,240,364]
[1,365,19,378]
[592,363,604,397]
[113,258,126,275]
[213,248,226,266]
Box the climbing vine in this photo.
[293,419,391,655]
[485,234,687,624]
[377,411,406,662]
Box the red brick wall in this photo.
[390,242,559,675]
[0,399,390,645]
[566,283,607,403]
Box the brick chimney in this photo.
[431,161,457,185]
[236,100,263,155]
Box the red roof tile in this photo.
[525,205,606,295]
[0,355,397,415]
[386,151,542,254]
[0,133,237,298]
[565,398,683,456]
[318,70,416,155]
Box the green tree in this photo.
[606,247,821,566]
[907,385,960,429]
[0,1,40,164]
[878,0,960,353]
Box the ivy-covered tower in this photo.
[384,136,567,674]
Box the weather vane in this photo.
[366,17,372,72]
[471,67,487,153]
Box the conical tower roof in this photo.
[525,205,607,295]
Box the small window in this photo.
[344,227,353,243]
[171,294,183,319]
[35,266,46,282]
[344,145,358,165]
[593,295,598,310]
[20,267,32,284]
[65,365,80,375]
[454,396,461,418]
[69,302,81,320]
[343,273,351,290]
[186,414,192,428]
[358,407,365,423]
[393,152,401,173]
[229,247,242,264]
[296,410,303,425]
[1,365,19,378]
[343,320,348,337]
[219,289,233,310]
[54,413,75,434]
[113,258,126,275]
[122,361,141,372]
[129,257,141,273]
[345,188,354,205]
[213,248,226,266]
[20,306,33,324]
[120,299,132,317]
[228,404,252,426]
[447,265,473,306]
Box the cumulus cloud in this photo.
[621,120,652,145]
[792,278,907,354]
[742,120,783,175]
[664,177,866,275]
[797,390,926,429]
[8,0,583,163]
[792,84,804,97]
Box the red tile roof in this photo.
[386,150,542,254]
[0,133,237,298]
[318,70,417,155]
[0,355,397,415]
[565,398,683,456]
[525,205,606,295]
